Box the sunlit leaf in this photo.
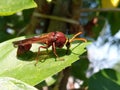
[101,0,119,8]
[0,37,90,85]
[0,77,38,90]
[0,0,37,16]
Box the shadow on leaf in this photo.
[17,48,72,62]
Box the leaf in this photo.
[71,57,89,86]
[0,37,90,85]
[0,77,38,90]
[0,0,37,16]
[88,69,120,90]
[101,0,119,8]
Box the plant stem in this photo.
[34,13,79,25]
[80,8,120,12]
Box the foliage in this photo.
[0,0,37,16]
[0,0,120,90]
[89,69,120,90]
[0,36,89,85]
[0,77,38,90]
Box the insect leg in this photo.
[35,45,49,65]
[52,42,58,58]
[52,42,64,61]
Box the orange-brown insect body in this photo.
[13,32,66,56]
[13,31,86,64]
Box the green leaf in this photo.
[88,69,120,90]
[0,77,38,90]
[0,37,90,85]
[0,0,37,16]
[71,56,89,86]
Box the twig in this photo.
[33,13,79,25]
[58,67,71,90]
[80,8,120,12]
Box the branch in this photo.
[80,8,120,12]
[58,67,70,90]
[33,13,79,25]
